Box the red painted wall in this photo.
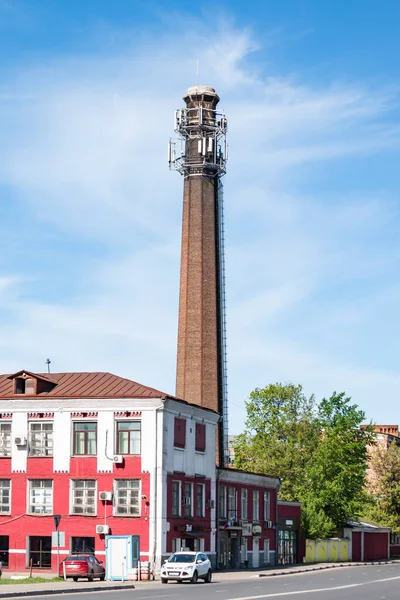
[390,544,400,557]
[0,456,150,572]
[277,504,300,519]
[218,480,278,552]
[278,503,304,562]
[352,532,361,561]
[166,473,212,552]
[364,532,389,561]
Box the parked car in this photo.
[161,551,212,584]
[59,554,106,582]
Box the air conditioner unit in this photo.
[96,524,110,535]
[14,437,27,446]
[265,520,273,529]
[183,496,191,506]
[99,491,113,502]
[206,499,215,509]
[113,455,123,464]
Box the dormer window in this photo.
[14,377,35,395]
[15,378,26,394]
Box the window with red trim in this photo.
[174,417,186,449]
[195,423,206,452]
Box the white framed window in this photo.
[183,482,193,518]
[0,480,11,513]
[228,487,236,520]
[219,485,227,519]
[0,423,11,457]
[241,489,248,520]
[264,491,270,521]
[253,490,259,521]
[114,479,140,516]
[28,480,53,514]
[29,422,53,457]
[71,480,96,515]
[172,481,181,517]
[196,483,205,518]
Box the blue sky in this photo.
[1,0,400,433]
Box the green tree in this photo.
[364,440,400,533]
[233,383,319,501]
[233,384,374,538]
[299,392,374,537]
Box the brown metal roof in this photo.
[0,371,170,399]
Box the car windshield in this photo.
[168,553,195,563]
[65,556,88,561]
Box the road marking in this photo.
[135,595,177,599]
[227,574,400,600]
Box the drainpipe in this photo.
[275,479,282,566]
[151,403,164,577]
[361,530,364,562]
[216,468,221,569]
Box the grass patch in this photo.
[0,577,64,585]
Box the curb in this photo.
[0,584,136,598]
[257,560,400,577]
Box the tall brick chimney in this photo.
[169,86,228,466]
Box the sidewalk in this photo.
[0,580,136,598]
[253,558,400,578]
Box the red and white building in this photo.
[0,369,219,574]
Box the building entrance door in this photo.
[252,537,260,568]
[277,530,297,564]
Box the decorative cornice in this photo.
[114,411,142,418]
[0,413,12,419]
[71,412,98,418]
[28,412,54,419]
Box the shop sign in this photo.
[230,530,239,538]
[252,525,262,536]
[174,524,205,533]
[242,523,252,537]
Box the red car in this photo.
[59,554,106,582]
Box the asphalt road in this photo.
[9,564,400,600]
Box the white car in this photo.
[161,551,212,584]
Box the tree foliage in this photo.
[300,392,374,536]
[233,384,374,538]
[233,383,319,500]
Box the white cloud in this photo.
[0,21,399,432]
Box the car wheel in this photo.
[88,571,94,582]
[100,574,105,581]
[73,577,78,582]
[205,570,212,583]
[161,578,168,584]
[191,570,198,584]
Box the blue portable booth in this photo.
[105,535,140,581]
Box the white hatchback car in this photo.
[161,551,212,584]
